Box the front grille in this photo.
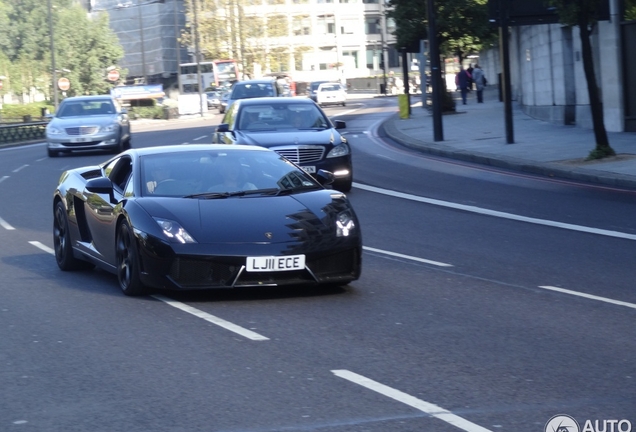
[65,126,99,136]
[235,270,314,287]
[308,249,359,279]
[275,146,325,164]
[63,140,101,147]
[169,258,238,287]
[167,249,359,289]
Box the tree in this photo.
[387,0,496,62]
[0,0,124,99]
[549,0,615,160]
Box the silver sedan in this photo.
[46,95,131,157]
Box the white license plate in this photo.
[70,137,88,143]
[246,255,306,272]
[301,166,316,174]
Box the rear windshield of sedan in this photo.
[58,100,116,118]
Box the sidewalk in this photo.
[382,87,636,190]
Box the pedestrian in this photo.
[455,66,471,105]
[466,63,474,92]
[471,64,486,103]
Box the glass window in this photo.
[365,18,380,34]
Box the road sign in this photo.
[107,69,120,82]
[57,77,70,91]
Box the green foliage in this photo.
[0,102,54,120]
[547,0,604,29]
[586,145,616,160]
[387,0,497,60]
[0,0,124,98]
[128,106,165,120]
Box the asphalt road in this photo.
[1,96,634,431]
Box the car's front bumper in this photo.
[47,132,121,151]
[135,233,361,290]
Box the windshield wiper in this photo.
[183,191,246,199]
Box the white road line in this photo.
[151,294,270,341]
[0,217,15,230]
[363,246,452,267]
[354,183,636,241]
[332,370,492,432]
[12,164,29,173]
[0,175,9,184]
[538,285,636,310]
[193,135,207,141]
[29,241,54,254]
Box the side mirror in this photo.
[315,169,335,186]
[216,123,229,133]
[334,120,346,130]
[86,177,116,204]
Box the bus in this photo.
[179,59,240,93]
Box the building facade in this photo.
[88,0,400,88]
[479,0,636,132]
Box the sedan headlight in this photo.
[47,126,63,135]
[153,217,196,243]
[99,124,117,133]
[336,210,355,237]
[327,143,350,158]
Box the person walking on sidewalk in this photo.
[455,66,471,105]
[471,64,486,103]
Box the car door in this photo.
[83,156,132,266]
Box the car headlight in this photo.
[47,126,63,135]
[336,210,355,237]
[100,124,117,133]
[153,217,196,243]
[327,143,350,158]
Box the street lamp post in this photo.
[376,19,387,95]
[136,2,148,84]
[48,0,58,109]
[174,0,182,94]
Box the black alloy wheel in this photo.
[116,220,146,296]
[53,201,92,270]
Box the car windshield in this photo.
[57,100,116,118]
[231,83,275,99]
[238,103,330,130]
[142,149,320,197]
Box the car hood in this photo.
[49,115,118,128]
[233,129,340,148]
[137,190,347,245]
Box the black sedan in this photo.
[53,145,362,296]
[212,97,353,192]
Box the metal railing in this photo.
[0,119,47,144]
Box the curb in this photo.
[381,112,636,191]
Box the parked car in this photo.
[52,144,362,296]
[315,82,347,107]
[211,97,353,192]
[46,95,131,157]
[219,78,286,114]
[307,80,331,102]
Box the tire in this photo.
[116,220,147,296]
[53,201,90,270]
[48,148,59,157]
